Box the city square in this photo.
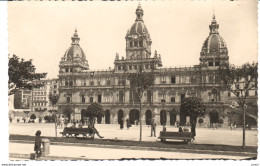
[7,0,258,162]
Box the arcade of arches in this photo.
[76,108,229,126]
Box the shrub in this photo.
[198,118,204,123]
[218,119,224,124]
[30,114,36,120]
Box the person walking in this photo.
[120,118,124,129]
[34,130,42,159]
[191,120,196,142]
[150,120,156,137]
[126,119,131,129]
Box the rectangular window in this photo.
[90,81,94,86]
[161,76,166,84]
[134,65,137,70]
[228,92,231,97]
[107,80,111,86]
[215,61,220,66]
[134,41,138,47]
[171,97,175,103]
[139,40,143,47]
[236,92,240,97]
[209,62,214,66]
[82,95,85,103]
[98,95,102,103]
[130,42,133,48]
[118,66,121,70]
[255,91,258,96]
[90,97,93,103]
[171,76,176,84]
[66,68,69,72]
[145,65,149,69]
[98,81,101,86]
[129,66,132,70]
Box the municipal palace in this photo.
[10,4,257,127]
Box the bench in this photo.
[60,127,94,138]
[60,127,104,139]
[158,131,192,143]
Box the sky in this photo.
[8,0,258,79]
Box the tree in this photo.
[49,93,60,137]
[219,62,258,148]
[30,114,36,122]
[180,97,206,140]
[49,94,59,107]
[85,103,104,127]
[127,68,155,142]
[8,54,47,96]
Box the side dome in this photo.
[63,29,88,64]
[201,15,228,55]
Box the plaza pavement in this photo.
[9,142,251,160]
[9,123,258,147]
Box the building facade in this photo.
[57,4,257,127]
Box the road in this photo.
[9,123,258,146]
[9,142,250,160]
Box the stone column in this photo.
[166,111,170,126]
[176,114,180,122]
[153,108,160,125]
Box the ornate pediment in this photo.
[167,89,177,96]
[158,89,167,96]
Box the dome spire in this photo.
[135,3,144,22]
[209,14,219,35]
[71,28,80,45]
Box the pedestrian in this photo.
[9,117,12,123]
[17,118,19,123]
[191,121,196,142]
[233,122,236,130]
[34,130,42,159]
[23,117,26,123]
[126,119,131,129]
[78,121,83,128]
[120,118,124,129]
[230,123,233,130]
[150,120,156,137]
[178,126,183,132]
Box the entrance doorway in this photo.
[210,110,219,124]
[145,110,152,125]
[129,109,140,124]
[170,111,176,126]
[160,110,167,125]
[117,110,124,124]
[105,109,110,124]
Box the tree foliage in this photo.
[219,62,258,107]
[86,103,104,118]
[127,70,155,99]
[180,97,206,121]
[219,62,257,148]
[8,54,47,96]
[49,94,59,106]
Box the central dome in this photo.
[126,4,151,41]
[129,21,149,36]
